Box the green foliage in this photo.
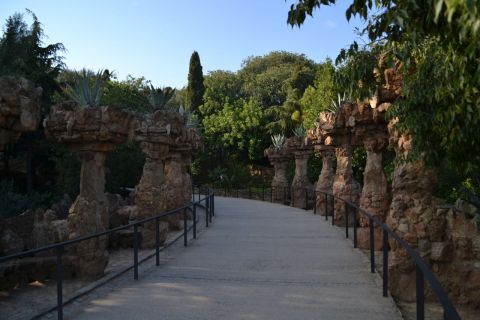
[288,0,480,196]
[101,75,152,112]
[352,147,367,185]
[64,69,104,107]
[186,51,205,113]
[51,146,81,198]
[300,59,336,128]
[105,142,145,193]
[292,125,306,138]
[0,180,51,218]
[0,9,64,110]
[203,98,268,161]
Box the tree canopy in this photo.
[186,51,205,113]
[288,0,480,177]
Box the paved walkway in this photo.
[70,197,402,320]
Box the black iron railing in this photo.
[0,187,215,320]
[214,185,461,320]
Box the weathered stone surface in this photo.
[0,76,42,150]
[45,103,136,279]
[265,147,291,204]
[314,146,335,215]
[284,137,313,208]
[332,146,361,226]
[357,136,389,250]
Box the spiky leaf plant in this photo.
[148,85,176,110]
[271,134,285,150]
[178,105,199,129]
[292,125,306,138]
[64,69,104,107]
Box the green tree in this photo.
[300,59,336,129]
[186,51,205,113]
[287,0,480,173]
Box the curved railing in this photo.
[214,185,461,320]
[0,187,215,320]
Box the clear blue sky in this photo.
[0,0,364,88]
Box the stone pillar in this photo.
[386,127,439,301]
[315,146,335,215]
[357,137,389,249]
[164,152,185,230]
[332,146,361,226]
[180,152,193,205]
[291,150,312,208]
[135,142,170,247]
[270,156,290,204]
[67,149,110,279]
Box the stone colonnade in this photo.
[264,148,290,204]
[45,105,200,278]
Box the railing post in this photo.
[325,193,328,221]
[209,195,213,223]
[183,210,188,247]
[133,224,139,280]
[304,189,308,210]
[193,204,197,239]
[206,197,209,228]
[332,196,335,226]
[416,264,425,320]
[211,193,215,217]
[345,202,349,238]
[353,208,358,248]
[55,245,64,320]
[369,218,375,273]
[313,191,317,215]
[155,218,160,266]
[383,229,389,297]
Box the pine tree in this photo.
[186,51,205,114]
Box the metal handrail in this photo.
[0,187,216,320]
[216,184,461,320]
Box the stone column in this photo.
[357,137,389,250]
[386,126,439,301]
[67,147,111,279]
[332,146,361,226]
[134,142,170,247]
[291,149,312,208]
[270,156,290,204]
[180,152,193,205]
[164,151,185,230]
[315,146,335,215]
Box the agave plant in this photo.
[292,125,306,138]
[326,92,352,115]
[178,105,199,129]
[64,69,104,107]
[271,134,285,150]
[148,85,176,110]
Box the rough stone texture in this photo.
[357,137,390,250]
[0,76,42,150]
[314,146,335,215]
[386,118,441,301]
[285,136,313,209]
[264,147,291,204]
[44,103,135,279]
[332,146,361,226]
[133,110,181,247]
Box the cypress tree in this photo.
[186,51,205,113]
